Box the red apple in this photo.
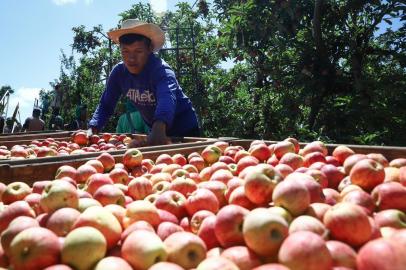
[72,131,88,145]
[0,216,39,256]
[127,176,153,200]
[156,153,174,165]
[46,207,81,237]
[371,181,406,211]
[172,153,187,166]
[72,206,122,250]
[214,204,249,248]
[286,172,324,203]
[2,182,31,205]
[123,200,160,228]
[157,221,184,240]
[190,210,215,233]
[24,193,42,215]
[164,231,207,269]
[76,164,98,184]
[62,226,107,270]
[85,159,104,174]
[303,152,326,167]
[55,165,77,181]
[201,145,222,164]
[389,158,406,168]
[249,143,272,162]
[367,153,389,167]
[197,215,220,249]
[244,164,283,205]
[122,148,143,169]
[9,227,60,270]
[343,154,367,175]
[279,153,304,171]
[323,202,372,247]
[304,203,332,221]
[93,256,133,270]
[321,164,345,189]
[228,186,256,210]
[332,145,355,165]
[189,157,206,172]
[122,230,166,270]
[85,173,114,195]
[196,256,239,270]
[305,169,328,189]
[93,184,125,206]
[278,231,332,270]
[341,189,375,215]
[32,180,52,194]
[374,209,406,229]
[96,152,116,172]
[252,264,290,270]
[148,262,185,270]
[273,141,295,159]
[221,245,261,270]
[272,178,311,216]
[243,208,288,257]
[350,158,385,191]
[356,237,406,270]
[323,188,340,205]
[384,167,400,182]
[289,215,328,239]
[170,177,197,197]
[198,181,228,208]
[185,188,219,216]
[325,240,357,269]
[155,191,187,219]
[40,180,79,213]
[109,168,129,184]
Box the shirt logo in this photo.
[127,88,156,106]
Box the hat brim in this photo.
[108,23,165,53]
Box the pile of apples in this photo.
[0,132,132,160]
[0,138,405,270]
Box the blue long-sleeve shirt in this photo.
[89,54,199,136]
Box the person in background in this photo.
[116,99,150,134]
[66,104,88,130]
[49,108,64,130]
[0,116,4,133]
[88,19,200,146]
[22,108,45,132]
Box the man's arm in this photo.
[147,68,177,145]
[88,65,122,133]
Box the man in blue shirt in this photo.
[88,19,200,145]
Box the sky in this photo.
[0,0,196,122]
[0,0,402,122]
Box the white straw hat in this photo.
[107,19,165,52]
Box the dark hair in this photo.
[33,108,41,117]
[119,34,151,47]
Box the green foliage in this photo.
[46,1,405,145]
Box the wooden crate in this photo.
[0,137,220,184]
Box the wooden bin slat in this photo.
[0,131,71,142]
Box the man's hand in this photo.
[147,121,171,146]
[87,127,98,137]
[127,139,146,148]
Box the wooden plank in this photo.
[0,131,71,142]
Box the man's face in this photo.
[120,41,152,74]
